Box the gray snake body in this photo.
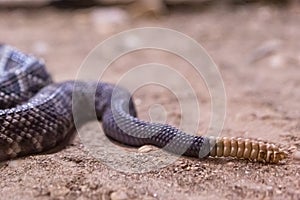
[0,45,287,163]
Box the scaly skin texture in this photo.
[0,44,288,164]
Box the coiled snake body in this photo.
[0,45,287,163]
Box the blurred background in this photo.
[0,1,299,200]
[0,0,298,134]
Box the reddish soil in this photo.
[0,2,299,200]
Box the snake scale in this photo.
[0,44,287,163]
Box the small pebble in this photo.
[8,160,22,168]
[49,186,70,198]
[99,0,133,4]
[110,190,129,200]
[226,161,235,166]
[247,39,281,64]
[128,0,166,18]
[269,54,285,69]
[90,7,129,34]
[138,145,154,153]
[190,166,199,171]
[293,151,300,160]
[275,189,283,194]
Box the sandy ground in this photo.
[0,2,300,200]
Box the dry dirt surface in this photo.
[0,2,300,200]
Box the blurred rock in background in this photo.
[127,0,167,17]
[0,0,49,7]
[0,0,292,8]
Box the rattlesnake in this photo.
[0,44,288,163]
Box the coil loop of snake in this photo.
[0,44,288,164]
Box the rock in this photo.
[49,186,70,199]
[226,161,235,166]
[90,7,130,35]
[269,54,285,68]
[276,189,283,194]
[293,151,300,161]
[97,0,134,4]
[142,197,157,200]
[138,145,154,153]
[247,40,282,64]
[166,0,211,4]
[0,0,48,7]
[128,0,167,18]
[110,190,129,200]
[7,160,23,168]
